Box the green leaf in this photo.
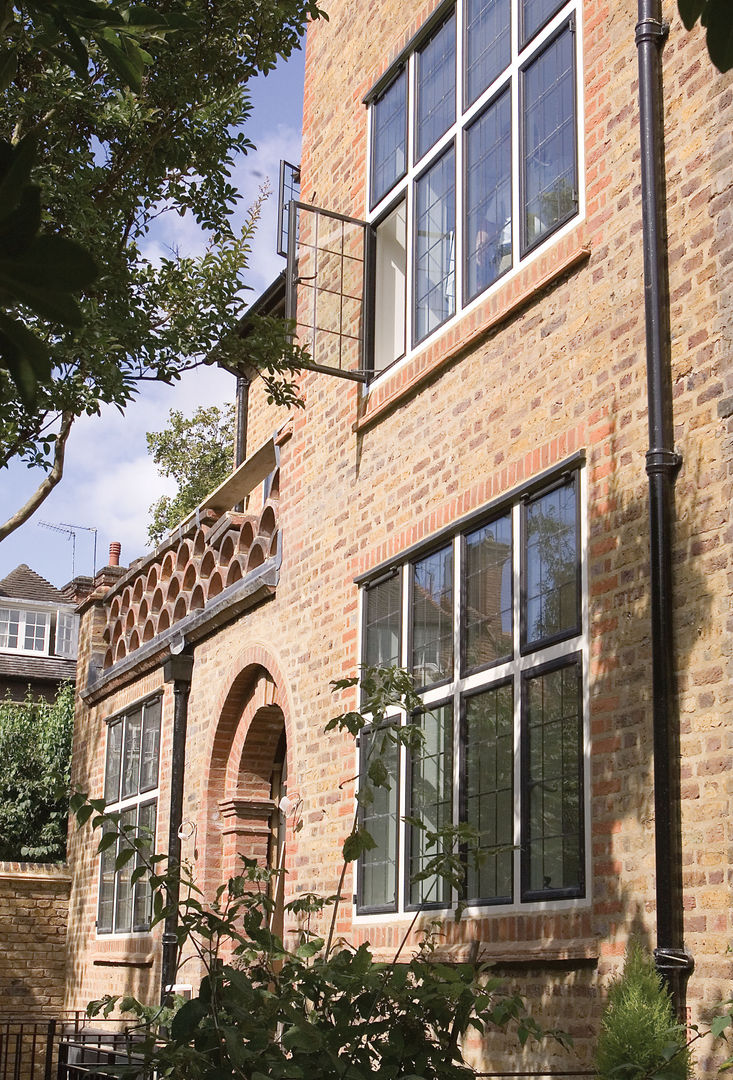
[704,0,733,72]
[97,831,118,853]
[342,827,377,863]
[170,996,208,1042]
[0,49,17,91]
[0,312,52,406]
[367,757,390,788]
[678,0,706,30]
[0,136,37,220]
[711,1013,733,1038]
[282,1024,323,1052]
[114,846,136,870]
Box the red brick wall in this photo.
[65,0,733,1069]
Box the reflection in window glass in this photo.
[365,575,401,669]
[23,611,48,652]
[465,90,512,302]
[524,477,578,645]
[132,802,157,931]
[415,148,456,343]
[114,806,136,933]
[140,699,161,793]
[415,14,456,161]
[524,661,582,897]
[521,0,565,44]
[0,608,20,650]
[56,612,78,658]
[464,513,512,669]
[371,69,407,207]
[360,728,399,910]
[465,0,510,106]
[121,708,142,799]
[409,705,454,905]
[97,826,117,933]
[104,722,123,803]
[412,544,453,686]
[522,26,577,251]
[465,685,514,901]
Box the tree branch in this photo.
[0,411,74,541]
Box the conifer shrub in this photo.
[596,941,690,1080]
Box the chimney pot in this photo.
[109,541,121,567]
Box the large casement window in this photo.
[356,463,587,915]
[97,697,161,934]
[365,0,580,373]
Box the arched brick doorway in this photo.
[200,650,292,912]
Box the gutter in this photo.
[635,0,693,1004]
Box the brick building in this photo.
[0,565,81,702]
[64,0,732,1070]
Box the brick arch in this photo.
[198,643,293,897]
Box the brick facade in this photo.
[0,863,70,1015]
[65,0,732,1070]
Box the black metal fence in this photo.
[0,1018,151,1080]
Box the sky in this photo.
[0,50,306,590]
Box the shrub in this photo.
[596,941,690,1080]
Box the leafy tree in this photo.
[0,681,74,861]
[0,0,322,542]
[595,941,690,1080]
[146,404,236,545]
[72,667,568,1078]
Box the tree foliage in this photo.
[595,941,690,1080]
[72,667,568,1079]
[146,404,235,545]
[0,681,74,861]
[0,0,323,538]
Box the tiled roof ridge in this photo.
[0,563,66,603]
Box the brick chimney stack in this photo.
[109,541,121,567]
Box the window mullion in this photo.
[510,1,521,273]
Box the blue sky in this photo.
[0,50,306,589]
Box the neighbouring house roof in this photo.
[0,653,76,683]
[0,564,67,605]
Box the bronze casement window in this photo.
[97,697,161,934]
[356,464,586,915]
[366,0,579,371]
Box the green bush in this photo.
[0,682,74,861]
[596,941,690,1080]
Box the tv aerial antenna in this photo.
[38,521,98,579]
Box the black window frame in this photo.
[363,0,580,380]
[356,458,586,916]
[97,695,162,936]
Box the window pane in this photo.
[0,608,19,649]
[465,0,510,106]
[373,201,407,372]
[104,721,123,803]
[521,0,565,44]
[523,662,582,897]
[409,704,454,905]
[412,545,453,686]
[522,26,577,251]
[114,807,136,932]
[371,69,407,206]
[97,828,116,934]
[360,728,398,909]
[56,612,78,658]
[415,14,456,161]
[24,611,48,652]
[524,477,578,646]
[464,512,512,669]
[365,575,401,669]
[465,90,512,302]
[140,699,161,793]
[121,709,143,799]
[465,685,513,901]
[414,147,456,343]
[133,802,157,931]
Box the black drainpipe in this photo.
[160,648,194,1007]
[635,0,693,1007]
[236,375,249,467]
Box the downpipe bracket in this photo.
[646,448,682,476]
[654,947,695,977]
[635,17,669,46]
